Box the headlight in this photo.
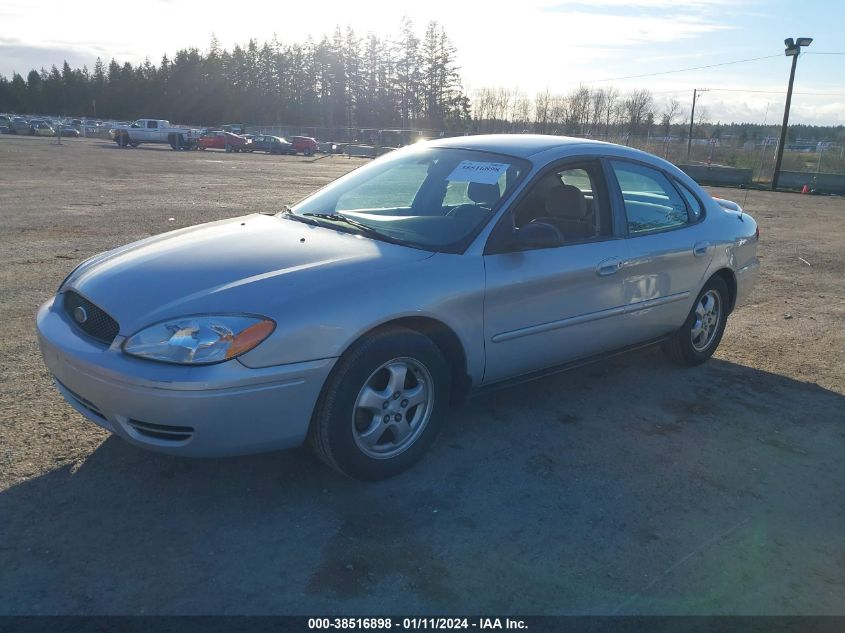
[123,315,275,365]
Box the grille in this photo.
[63,291,120,345]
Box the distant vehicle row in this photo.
[0,115,82,137]
[2,114,321,156]
[109,118,319,155]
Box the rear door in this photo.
[482,159,632,383]
[146,119,163,141]
[607,159,713,341]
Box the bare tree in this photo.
[695,105,710,128]
[534,89,552,134]
[590,88,606,136]
[603,86,619,136]
[509,89,531,131]
[567,84,591,134]
[623,88,654,136]
[660,97,682,137]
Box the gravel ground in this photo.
[1,135,843,615]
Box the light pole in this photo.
[772,36,813,190]
[686,88,708,161]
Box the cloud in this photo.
[0,38,141,76]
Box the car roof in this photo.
[426,134,614,158]
[423,133,687,175]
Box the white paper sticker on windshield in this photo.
[448,161,510,185]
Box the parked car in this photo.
[111,118,201,149]
[290,135,318,156]
[251,134,294,155]
[37,135,759,480]
[10,117,31,134]
[30,120,55,136]
[198,130,252,152]
[57,124,81,137]
[221,123,247,135]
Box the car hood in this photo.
[64,214,432,335]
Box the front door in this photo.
[482,160,631,384]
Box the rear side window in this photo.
[147,120,158,129]
[611,161,689,234]
[675,180,704,221]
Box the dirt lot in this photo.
[1,135,843,615]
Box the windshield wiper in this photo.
[279,205,323,226]
[301,212,412,247]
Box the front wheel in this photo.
[662,276,729,366]
[310,327,451,480]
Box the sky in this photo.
[1,0,843,125]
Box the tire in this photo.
[129,141,139,148]
[310,326,451,480]
[662,276,730,366]
[304,147,314,156]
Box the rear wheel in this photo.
[662,276,729,366]
[310,327,450,480]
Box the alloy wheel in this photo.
[690,290,721,352]
[352,357,433,459]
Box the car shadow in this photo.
[93,142,177,152]
[2,349,844,615]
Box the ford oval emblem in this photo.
[73,306,88,324]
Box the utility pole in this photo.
[772,37,812,190]
[686,88,707,161]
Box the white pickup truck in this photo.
[110,119,201,150]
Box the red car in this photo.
[290,136,318,156]
[198,130,252,152]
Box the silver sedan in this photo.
[37,135,760,479]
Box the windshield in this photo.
[289,146,529,252]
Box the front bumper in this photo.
[36,296,336,457]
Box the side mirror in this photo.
[513,222,561,250]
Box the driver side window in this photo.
[512,163,612,244]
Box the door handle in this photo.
[596,257,623,276]
[693,241,711,257]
